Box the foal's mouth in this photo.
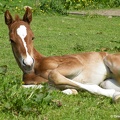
[23,63,34,73]
[22,57,34,73]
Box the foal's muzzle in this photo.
[23,56,34,71]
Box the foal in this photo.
[4,8,120,103]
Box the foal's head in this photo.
[5,8,35,73]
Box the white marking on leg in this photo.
[22,84,44,89]
[69,80,115,98]
[62,89,73,95]
[17,25,33,66]
[100,79,120,92]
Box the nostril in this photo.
[23,57,34,67]
[32,58,34,64]
[23,59,27,66]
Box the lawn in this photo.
[0,11,120,120]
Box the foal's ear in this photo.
[23,7,32,24]
[4,10,13,26]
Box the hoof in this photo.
[113,92,120,103]
[71,89,78,95]
[62,89,78,95]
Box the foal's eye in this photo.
[32,37,35,40]
[10,39,14,43]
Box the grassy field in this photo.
[0,11,120,120]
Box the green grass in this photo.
[1,12,120,120]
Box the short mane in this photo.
[15,15,21,21]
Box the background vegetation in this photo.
[0,0,120,14]
[0,0,120,120]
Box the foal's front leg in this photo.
[48,60,84,94]
[23,72,48,85]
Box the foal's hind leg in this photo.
[48,65,117,99]
[100,79,120,91]
[100,79,120,103]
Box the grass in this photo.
[0,12,120,119]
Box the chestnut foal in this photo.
[4,8,120,103]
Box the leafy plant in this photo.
[64,0,120,10]
[0,65,7,75]
[0,0,67,14]
[0,82,53,116]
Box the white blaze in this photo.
[17,25,33,66]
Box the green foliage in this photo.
[64,0,120,10]
[0,0,66,14]
[0,78,53,116]
[0,0,120,14]
[39,0,66,14]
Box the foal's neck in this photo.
[33,48,44,61]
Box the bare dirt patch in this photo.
[69,9,120,17]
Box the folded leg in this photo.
[48,69,116,98]
[100,79,120,103]
[23,72,48,84]
[100,79,120,91]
